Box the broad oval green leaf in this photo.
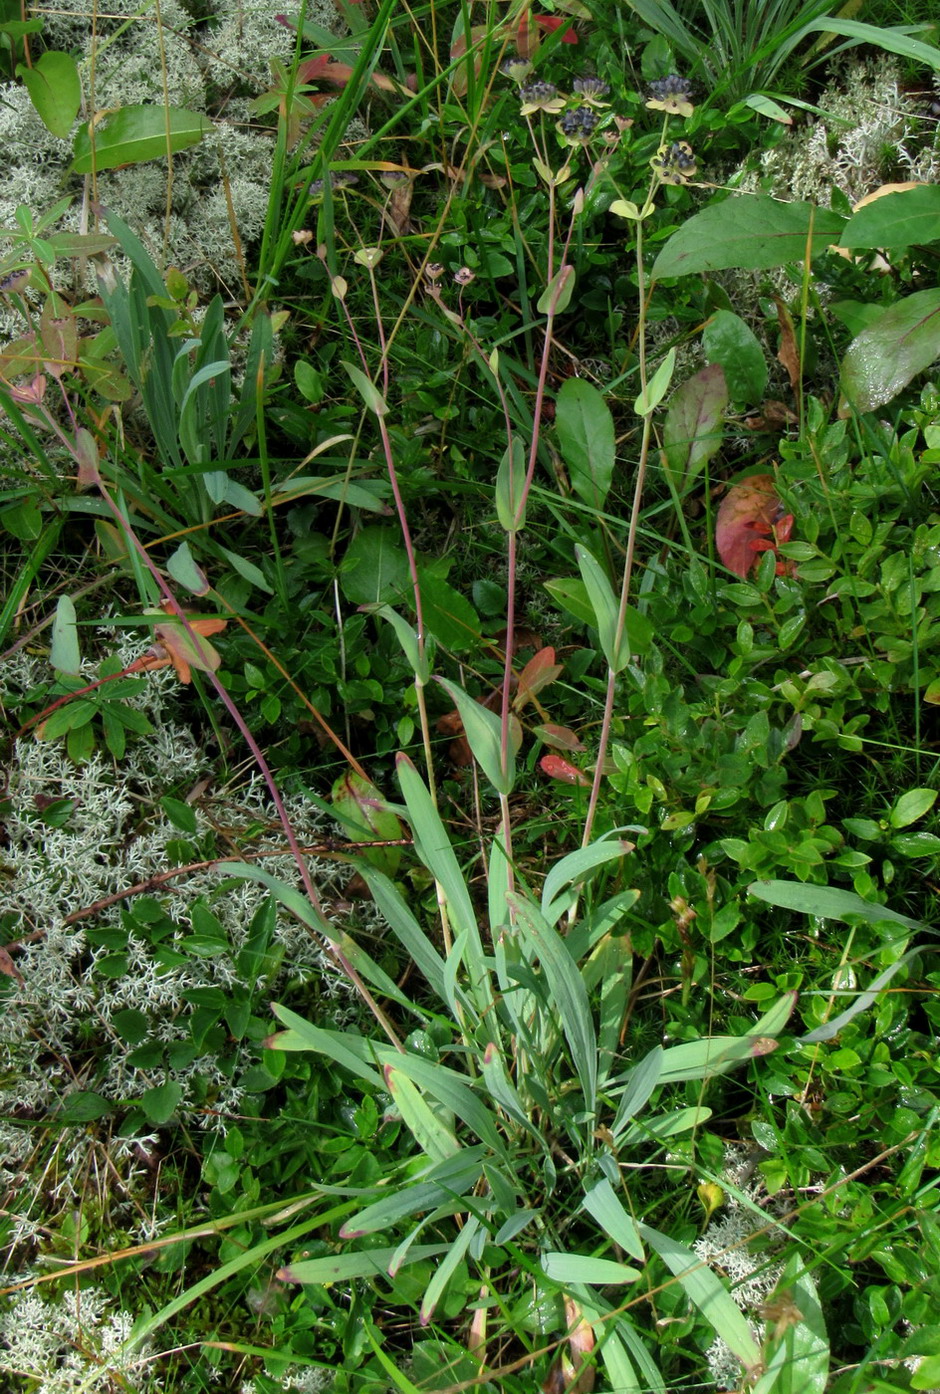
[890,787,938,829]
[418,571,481,653]
[703,311,767,406]
[652,196,845,280]
[339,526,409,606]
[72,105,211,173]
[555,377,615,510]
[17,50,81,138]
[840,184,940,250]
[840,288,940,412]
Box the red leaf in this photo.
[534,15,579,41]
[715,474,795,578]
[296,52,398,93]
[540,754,591,786]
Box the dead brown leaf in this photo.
[774,297,801,392]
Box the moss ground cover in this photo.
[2,1,940,1390]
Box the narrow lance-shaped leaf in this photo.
[747,879,923,931]
[583,1178,645,1261]
[278,1242,449,1286]
[555,377,615,510]
[385,1063,460,1163]
[509,894,598,1112]
[639,1223,762,1369]
[542,1252,641,1286]
[798,16,940,71]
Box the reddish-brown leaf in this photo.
[296,52,398,93]
[716,474,795,578]
[534,723,585,752]
[0,945,24,987]
[774,297,801,392]
[540,754,591,786]
[534,14,580,41]
[149,607,227,684]
[515,646,563,710]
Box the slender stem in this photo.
[327,261,437,796]
[581,199,657,847]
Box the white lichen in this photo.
[693,1147,786,1390]
[0,1284,155,1392]
[0,645,375,1218]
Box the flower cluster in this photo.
[572,76,610,105]
[558,104,600,144]
[519,79,566,115]
[646,73,695,117]
[652,140,698,185]
[308,171,360,200]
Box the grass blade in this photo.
[509,894,597,1114]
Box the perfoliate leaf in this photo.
[634,347,676,416]
[537,264,576,315]
[342,359,388,416]
[495,437,527,531]
[50,595,81,675]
